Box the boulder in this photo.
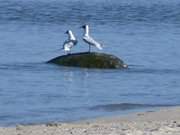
[47,52,128,69]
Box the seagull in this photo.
[81,24,103,52]
[62,30,77,54]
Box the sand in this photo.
[1,107,180,135]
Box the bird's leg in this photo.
[89,45,91,53]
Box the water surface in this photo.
[0,0,180,126]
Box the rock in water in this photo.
[47,52,128,69]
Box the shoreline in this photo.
[1,106,180,135]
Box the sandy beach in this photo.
[1,107,180,135]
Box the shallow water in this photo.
[0,0,180,126]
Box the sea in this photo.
[0,0,180,126]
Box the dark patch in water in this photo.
[90,103,175,112]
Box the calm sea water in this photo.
[1,0,180,126]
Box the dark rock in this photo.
[47,52,128,69]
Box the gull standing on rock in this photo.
[62,30,78,54]
[81,24,103,52]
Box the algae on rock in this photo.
[47,52,128,69]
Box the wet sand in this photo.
[1,107,180,135]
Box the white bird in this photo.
[62,30,77,54]
[81,24,103,52]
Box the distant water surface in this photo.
[0,0,180,126]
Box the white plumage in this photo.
[81,25,103,52]
[63,40,74,52]
[62,30,77,54]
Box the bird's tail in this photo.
[96,43,103,50]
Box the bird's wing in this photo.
[63,40,74,51]
[72,39,78,45]
[83,36,103,50]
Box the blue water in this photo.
[1,0,180,126]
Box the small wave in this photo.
[125,66,180,75]
[0,62,57,72]
[0,0,180,25]
[90,103,175,112]
[0,62,40,70]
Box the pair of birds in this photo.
[62,25,103,54]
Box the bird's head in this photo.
[81,24,88,29]
[65,30,70,34]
